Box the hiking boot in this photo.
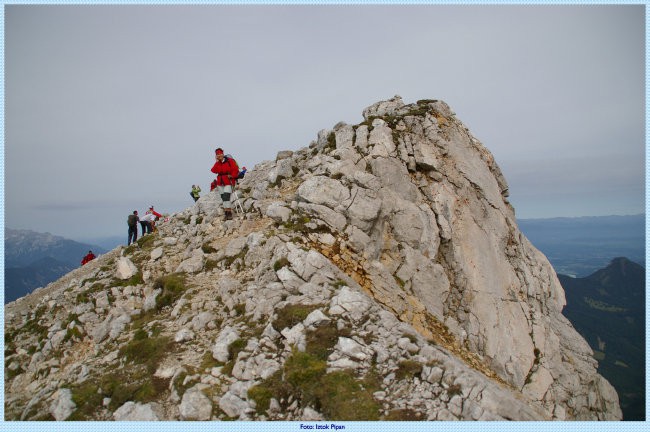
[224,210,233,221]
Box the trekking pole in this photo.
[230,178,245,215]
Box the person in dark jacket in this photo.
[127,210,139,245]
[210,148,240,220]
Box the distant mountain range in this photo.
[559,257,645,421]
[518,214,645,277]
[4,228,107,303]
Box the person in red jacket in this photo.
[81,250,96,266]
[210,148,240,220]
[147,206,163,232]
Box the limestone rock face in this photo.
[115,256,137,280]
[4,96,621,421]
[49,388,76,421]
[113,402,163,421]
[179,386,213,420]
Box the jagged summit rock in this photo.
[5,97,621,421]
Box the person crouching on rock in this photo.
[210,147,239,221]
[81,250,96,266]
[139,211,155,236]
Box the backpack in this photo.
[224,154,240,181]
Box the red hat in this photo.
[215,148,224,155]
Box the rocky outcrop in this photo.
[4,96,621,421]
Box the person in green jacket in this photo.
[190,184,201,202]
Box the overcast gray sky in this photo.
[5,5,645,242]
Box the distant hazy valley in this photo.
[517,214,644,277]
[4,229,107,303]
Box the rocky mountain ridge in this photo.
[4,96,621,421]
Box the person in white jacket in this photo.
[139,212,156,236]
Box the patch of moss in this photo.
[113,272,144,287]
[395,359,423,380]
[23,403,55,421]
[76,292,93,304]
[119,329,173,374]
[326,131,336,151]
[154,273,188,310]
[21,317,48,340]
[249,349,381,420]
[5,329,15,346]
[205,259,220,271]
[200,350,220,371]
[202,243,218,254]
[136,233,156,249]
[221,360,235,376]
[90,370,169,412]
[228,338,247,361]
[447,383,463,397]
[6,365,25,380]
[219,338,248,376]
[282,215,311,232]
[69,381,103,420]
[63,326,83,343]
[273,257,290,272]
[232,303,246,316]
[248,383,276,414]
[80,276,99,286]
[306,321,340,361]
[402,333,418,344]
[248,369,293,414]
[88,282,106,294]
[315,370,381,420]
[284,350,328,406]
[66,313,80,325]
[220,245,249,268]
[273,303,317,332]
